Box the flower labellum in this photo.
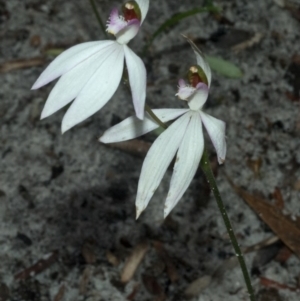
[32,0,149,133]
[100,37,226,218]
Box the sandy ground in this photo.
[1,0,300,300]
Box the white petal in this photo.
[199,111,226,164]
[32,41,115,89]
[135,0,149,23]
[116,19,140,44]
[136,112,192,218]
[164,111,204,217]
[124,45,146,119]
[187,83,209,111]
[61,43,124,133]
[41,45,115,119]
[100,108,188,143]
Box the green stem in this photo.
[145,104,168,130]
[89,0,108,38]
[200,149,256,301]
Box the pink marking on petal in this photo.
[106,8,127,35]
[195,82,209,92]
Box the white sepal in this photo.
[135,112,192,218]
[124,45,146,119]
[61,44,124,133]
[135,0,149,24]
[100,108,188,143]
[199,111,226,164]
[32,41,114,89]
[41,45,114,119]
[164,111,204,217]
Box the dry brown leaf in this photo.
[121,242,149,283]
[14,250,59,280]
[153,241,179,283]
[53,284,65,301]
[126,283,140,300]
[228,178,300,258]
[142,274,164,296]
[79,267,91,295]
[81,240,96,264]
[273,187,285,210]
[232,32,264,53]
[260,276,298,291]
[106,250,120,266]
[103,140,151,158]
[184,275,212,298]
[0,57,46,73]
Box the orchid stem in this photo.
[89,0,108,38]
[200,149,256,301]
[145,104,168,130]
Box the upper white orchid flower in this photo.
[32,0,149,133]
[100,39,226,218]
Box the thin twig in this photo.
[145,104,168,129]
[89,0,108,38]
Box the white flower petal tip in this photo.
[136,206,143,219]
[31,41,114,90]
[175,79,195,100]
[106,8,127,35]
[135,0,150,23]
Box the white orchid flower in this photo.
[32,0,149,133]
[100,39,226,218]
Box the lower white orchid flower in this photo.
[100,38,226,218]
[32,0,149,133]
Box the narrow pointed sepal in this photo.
[40,44,115,119]
[124,45,146,119]
[199,111,226,164]
[164,112,204,217]
[135,112,192,216]
[135,0,149,24]
[100,108,188,143]
[32,41,114,89]
[61,44,124,133]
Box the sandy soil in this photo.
[1,0,300,300]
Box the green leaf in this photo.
[44,48,64,57]
[143,5,220,54]
[205,55,243,78]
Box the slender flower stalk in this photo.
[200,150,256,301]
[89,0,108,38]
